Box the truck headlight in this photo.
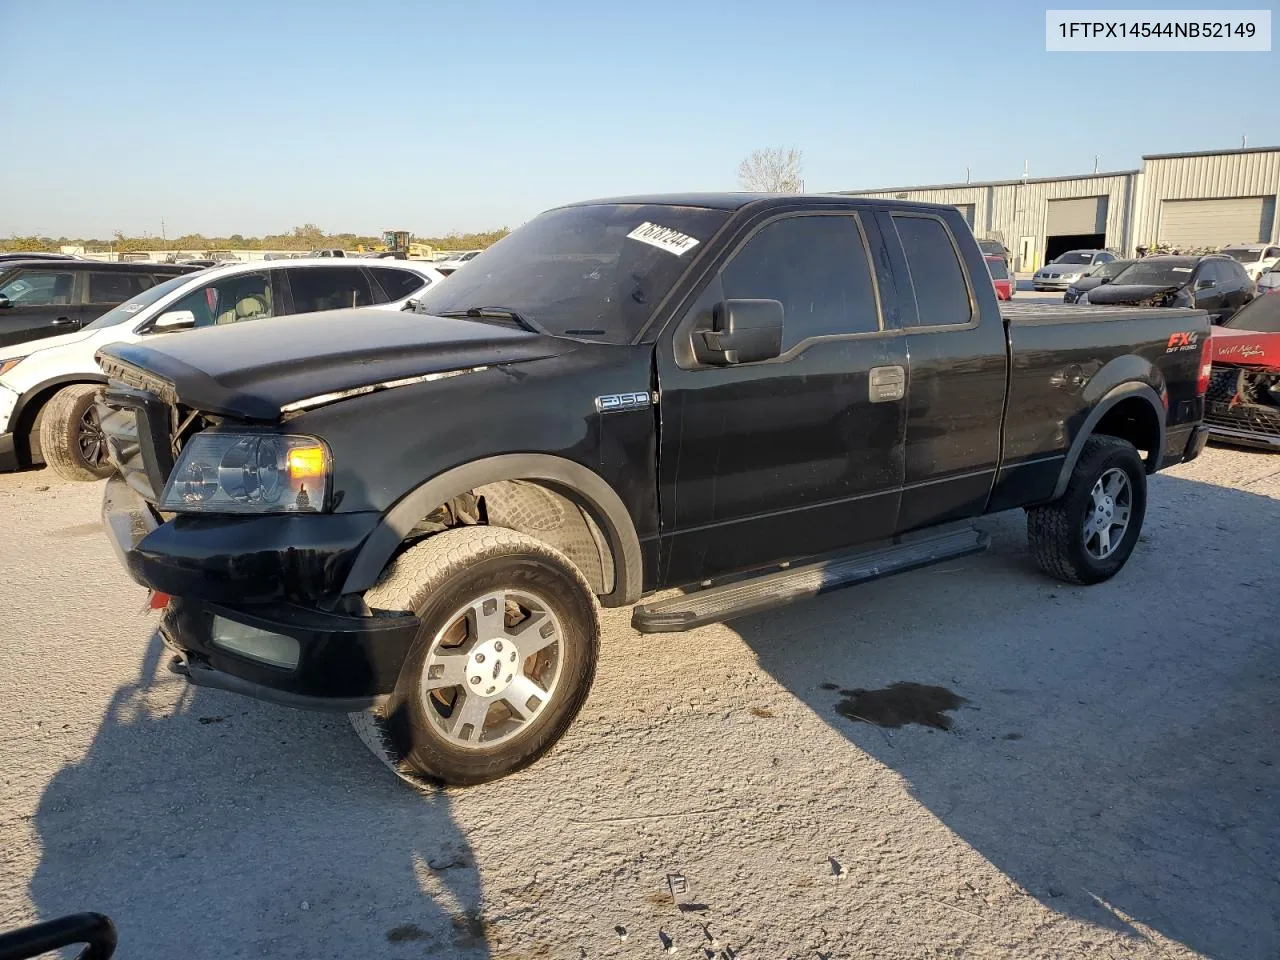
[159,433,330,513]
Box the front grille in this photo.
[1203,364,1280,438]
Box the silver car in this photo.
[1033,249,1117,291]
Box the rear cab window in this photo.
[890,214,974,328]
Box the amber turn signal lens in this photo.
[287,446,327,479]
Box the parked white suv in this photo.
[0,258,444,482]
[1220,243,1280,282]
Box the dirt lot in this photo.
[0,446,1276,960]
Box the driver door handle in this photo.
[51,316,75,326]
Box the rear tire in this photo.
[350,527,600,786]
[39,385,114,482]
[1027,436,1146,585]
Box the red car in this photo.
[1204,294,1280,449]
[985,255,1014,300]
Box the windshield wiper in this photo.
[436,306,544,334]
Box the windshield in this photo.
[986,258,1009,280]
[1223,248,1261,263]
[1223,295,1280,332]
[1109,261,1196,287]
[415,203,731,342]
[978,240,1004,255]
[1093,259,1131,278]
[1052,252,1094,265]
[83,274,192,329]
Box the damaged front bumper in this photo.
[103,476,420,711]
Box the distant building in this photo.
[840,146,1280,271]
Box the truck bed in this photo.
[1000,301,1205,325]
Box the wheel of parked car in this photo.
[39,384,115,482]
[351,526,600,786]
[1026,435,1147,585]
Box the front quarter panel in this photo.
[288,344,659,574]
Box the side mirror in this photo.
[150,309,196,333]
[701,299,784,365]
[1195,279,1216,291]
[402,298,419,312]
[0,295,10,309]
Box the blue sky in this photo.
[2,0,1275,238]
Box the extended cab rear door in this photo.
[655,208,909,586]
[873,208,1008,532]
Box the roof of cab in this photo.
[557,192,958,214]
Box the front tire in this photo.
[39,385,114,482]
[352,527,600,786]
[1026,436,1147,585]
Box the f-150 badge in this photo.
[596,392,652,413]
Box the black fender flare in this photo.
[1051,381,1165,500]
[340,453,645,607]
[15,373,109,427]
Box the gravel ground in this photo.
[0,445,1276,960]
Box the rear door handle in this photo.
[51,316,76,326]
[869,365,906,402]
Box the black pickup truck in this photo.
[97,194,1212,785]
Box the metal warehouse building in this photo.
[841,146,1280,272]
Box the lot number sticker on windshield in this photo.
[627,222,700,256]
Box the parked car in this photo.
[1202,294,1280,449]
[0,258,444,481]
[0,259,199,350]
[95,193,1210,786]
[433,250,483,276]
[1063,258,1135,303]
[308,249,349,258]
[1032,250,1118,291]
[1080,255,1255,323]
[985,255,1013,300]
[1252,262,1280,294]
[1219,243,1280,282]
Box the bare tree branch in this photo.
[737,147,804,192]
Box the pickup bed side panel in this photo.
[991,306,1208,511]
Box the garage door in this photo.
[1046,196,1108,235]
[954,204,975,227]
[1159,196,1275,247]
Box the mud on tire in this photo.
[350,526,600,786]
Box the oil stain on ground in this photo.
[834,682,968,730]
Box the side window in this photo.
[1196,262,1222,285]
[370,267,429,302]
[287,266,375,314]
[718,215,879,348]
[0,269,75,305]
[86,271,150,304]
[163,272,274,328]
[891,215,973,328]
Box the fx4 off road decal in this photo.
[1166,331,1200,353]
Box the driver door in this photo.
[655,211,908,587]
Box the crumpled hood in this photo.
[95,308,570,420]
[1084,282,1183,305]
